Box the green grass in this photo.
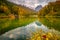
[0,17,37,35]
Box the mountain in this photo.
[0,0,36,18]
[38,1,60,31]
[35,5,42,11]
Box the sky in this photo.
[8,0,56,9]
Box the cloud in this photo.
[7,0,56,9]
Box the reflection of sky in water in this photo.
[7,0,56,9]
[0,21,48,40]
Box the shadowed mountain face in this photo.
[38,1,60,31]
[35,5,42,11]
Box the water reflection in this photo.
[39,17,60,31]
[1,17,60,40]
[0,21,48,40]
[0,17,37,35]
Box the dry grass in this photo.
[29,29,60,40]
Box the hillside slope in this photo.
[38,1,60,31]
[0,0,36,18]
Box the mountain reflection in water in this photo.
[0,21,48,40]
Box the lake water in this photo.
[0,17,60,40]
[0,21,49,40]
[0,17,37,35]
